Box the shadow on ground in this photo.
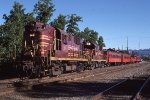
[15,80,117,98]
[0,62,17,80]
[14,78,150,99]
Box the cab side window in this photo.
[74,36,80,45]
[68,35,71,41]
[62,34,67,44]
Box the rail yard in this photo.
[0,62,149,100]
[0,20,147,100]
[1,1,150,100]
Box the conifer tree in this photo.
[34,0,55,24]
[51,14,67,30]
[0,2,34,58]
[66,14,82,35]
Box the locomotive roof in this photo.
[54,27,68,35]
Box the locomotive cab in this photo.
[23,21,45,58]
[83,41,96,59]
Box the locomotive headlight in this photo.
[30,34,35,37]
[86,42,91,45]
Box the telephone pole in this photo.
[138,40,140,56]
[138,40,140,50]
[127,37,128,52]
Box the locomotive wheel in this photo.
[101,62,105,68]
[27,67,40,78]
[81,65,85,71]
[107,63,110,67]
[95,62,99,68]
[62,64,67,73]
[48,68,53,77]
[76,63,84,72]
[50,64,62,76]
[37,67,42,78]
[90,63,95,70]
[16,65,24,79]
[27,68,33,78]
[91,66,95,70]
[23,66,32,78]
[60,67,64,74]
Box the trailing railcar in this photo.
[130,56,137,63]
[121,52,131,64]
[104,49,122,66]
[136,56,141,63]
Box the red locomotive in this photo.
[16,21,141,78]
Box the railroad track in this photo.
[133,75,150,100]
[17,63,144,86]
[91,75,150,100]
[0,63,147,96]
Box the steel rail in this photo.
[91,79,128,100]
[132,75,150,100]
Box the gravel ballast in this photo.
[0,62,150,100]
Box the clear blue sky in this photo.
[0,0,150,50]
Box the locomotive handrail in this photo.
[54,38,61,50]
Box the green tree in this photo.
[66,14,82,35]
[89,30,98,43]
[79,27,90,40]
[24,13,35,25]
[0,25,6,58]
[80,27,98,43]
[79,27,105,50]
[0,2,34,58]
[97,36,105,49]
[34,0,55,24]
[51,14,67,30]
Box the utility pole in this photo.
[138,40,140,50]
[138,40,140,56]
[127,37,128,52]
